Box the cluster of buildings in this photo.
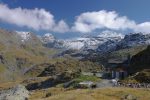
[70,56,131,88]
[82,55,131,80]
[106,55,130,79]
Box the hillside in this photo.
[130,45,150,72]
[29,87,150,100]
[25,57,102,77]
[125,46,150,83]
[0,29,57,82]
[0,29,102,83]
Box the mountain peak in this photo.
[97,30,124,39]
[43,33,54,37]
[16,31,31,42]
[40,33,55,43]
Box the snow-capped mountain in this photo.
[39,33,55,43]
[17,30,150,54]
[62,31,124,50]
[96,32,150,54]
[15,31,43,46]
[38,30,124,50]
[97,30,124,39]
[16,31,31,42]
[118,33,150,48]
[96,39,120,53]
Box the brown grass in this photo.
[0,80,149,100]
[29,87,150,100]
[0,80,22,90]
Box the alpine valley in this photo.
[1,1,150,100]
[0,28,150,100]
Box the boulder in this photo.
[122,94,138,100]
[0,84,29,100]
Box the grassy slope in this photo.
[109,45,147,60]
[29,87,150,100]
[0,29,58,82]
[0,43,57,81]
[121,46,150,83]
[0,78,149,100]
[74,75,100,82]
[85,45,147,65]
[25,57,102,78]
[130,46,150,71]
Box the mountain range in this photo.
[0,29,103,82]
[0,28,150,83]
[39,31,150,53]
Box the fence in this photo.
[114,82,150,88]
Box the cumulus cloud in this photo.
[0,4,69,33]
[0,4,150,34]
[53,20,69,33]
[134,22,150,33]
[72,10,136,33]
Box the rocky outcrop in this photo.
[122,94,138,100]
[0,84,29,100]
[130,45,150,72]
[26,72,76,90]
[118,33,150,49]
[128,46,150,83]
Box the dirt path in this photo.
[96,79,114,88]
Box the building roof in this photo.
[108,59,125,64]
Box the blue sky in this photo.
[0,0,150,39]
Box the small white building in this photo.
[79,81,95,88]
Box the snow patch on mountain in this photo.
[40,33,55,43]
[38,30,125,50]
[97,30,124,39]
[63,39,85,50]
[63,31,124,50]
[97,32,150,54]
[118,33,150,48]
[40,31,150,54]
[16,31,31,42]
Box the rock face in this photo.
[39,33,55,44]
[39,31,150,56]
[130,45,150,72]
[118,33,150,49]
[128,46,150,83]
[39,30,123,50]
[97,33,150,53]
[16,31,31,42]
[62,31,124,50]
[0,85,29,100]
[122,94,137,100]
[40,32,150,62]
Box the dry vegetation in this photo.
[29,87,150,100]
[0,78,150,100]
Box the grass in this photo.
[74,75,101,82]
[29,87,150,100]
[121,78,139,83]
[0,43,5,51]
[0,80,23,90]
[0,78,150,100]
[0,64,5,72]
[109,45,147,60]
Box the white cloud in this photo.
[134,22,150,33]
[0,4,69,33]
[53,20,69,33]
[0,4,150,34]
[72,10,136,33]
